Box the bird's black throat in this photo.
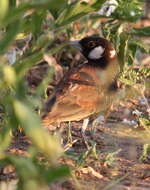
[88,56,109,69]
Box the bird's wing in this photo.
[42,69,102,125]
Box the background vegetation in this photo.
[0,0,149,190]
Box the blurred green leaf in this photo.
[13,100,63,164]
[114,0,143,22]
[140,144,150,162]
[6,156,47,190]
[2,0,74,29]
[103,149,121,167]
[9,0,16,7]
[14,51,43,76]
[3,65,16,85]
[56,0,106,27]
[14,40,66,78]
[0,127,11,158]
[31,11,47,37]
[44,165,70,183]
[139,117,150,136]
[129,40,149,53]
[0,21,21,54]
[47,0,68,18]
[128,47,137,66]
[117,32,129,70]
[131,27,150,37]
[0,0,9,21]
[3,1,63,28]
[127,39,150,65]
[2,3,32,27]
[10,156,39,179]
[56,2,94,27]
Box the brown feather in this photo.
[42,36,120,127]
[42,60,119,126]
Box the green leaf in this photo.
[31,11,47,37]
[92,0,107,9]
[47,0,68,18]
[2,1,66,28]
[2,3,32,27]
[128,49,137,66]
[55,0,106,27]
[129,40,149,53]
[14,40,66,77]
[10,156,39,180]
[131,27,150,37]
[13,100,63,164]
[5,155,47,190]
[104,149,121,167]
[0,127,11,157]
[44,165,70,183]
[14,51,43,76]
[117,32,129,70]
[139,117,150,136]
[0,20,21,54]
[9,0,16,7]
[0,0,9,21]
[55,2,93,27]
[3,65,16,85]
[140,144,150,162]
[113,0,143,22]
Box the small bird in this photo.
[42,36,120,147]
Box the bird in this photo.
[42,36,120,148]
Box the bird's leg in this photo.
[92,104,114,134]
[81,118,90,149]
[67,121,72,143]
[52,122,61,137]
[92,115,105,134]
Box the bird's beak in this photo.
[69,40,82,50]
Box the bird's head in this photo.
[69,36,117,68]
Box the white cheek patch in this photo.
[88,46,105,59]
[109,49,116,58]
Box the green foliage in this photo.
[102,24,150,71]
[55,0,106,27]
[0,0,9,21]
[139,117,150,136]
[120,66,150,85]
[103,149,121,167]
[140,144,150,162]
[0,0,149,189]
[131,26,150,37]
[100,0,149,70]
[114,0,143,22]
[0,156,70,190]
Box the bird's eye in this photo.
[87,41,96,48]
